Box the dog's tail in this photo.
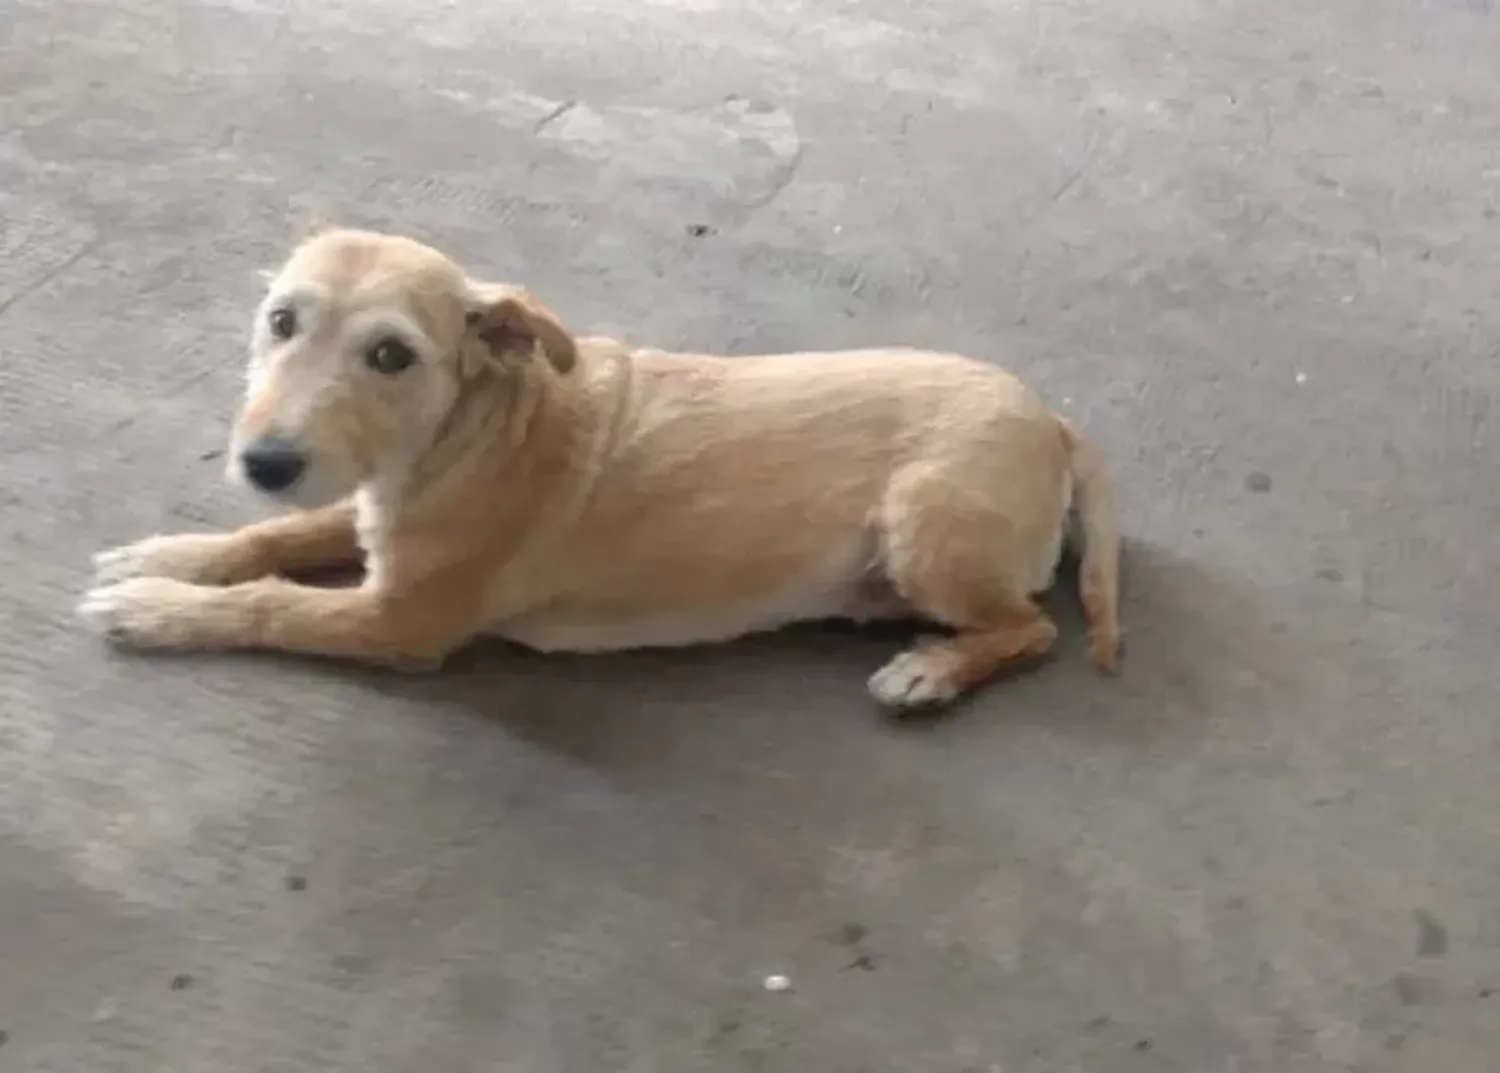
[1059,417,1121,674]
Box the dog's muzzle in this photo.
[239,436,307,494]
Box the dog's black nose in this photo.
[240,437,306,493]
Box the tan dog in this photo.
[80,228,1121,710]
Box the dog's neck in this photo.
[354,345,619,555]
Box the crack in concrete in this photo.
[0,236,101,321]
[532,99,578,135]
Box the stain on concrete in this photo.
[1393,974,1431,1007]
[836,922,869,945]
[1415,908,1449,957]
[332,953,374,976]
[537,95,802,209]
[449,968,513,1023]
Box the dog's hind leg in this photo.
[91,499,361,587]
[868,465,1061,711]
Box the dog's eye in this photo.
[366,338,417,375]
[268,307,297,340]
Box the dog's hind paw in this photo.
[868,646,962,710]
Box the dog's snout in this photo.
[240,437,307,493]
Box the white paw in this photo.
[78,576,209,650]
[867,647,961,710]
[91,533,241,586]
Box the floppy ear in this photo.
[465,283,578,374]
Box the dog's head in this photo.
[230,226,576,507]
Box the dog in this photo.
[80,227,1121,710]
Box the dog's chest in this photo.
[353,488,391,588]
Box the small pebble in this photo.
[762,974,791,993]
[1245,471,1272,493]
[1295,371,1307,384]
[170,973,194,991]
[285,874,308,892]
[91,996,119,1023]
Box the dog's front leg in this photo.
[79,574,474,670]
[91,500,361,587]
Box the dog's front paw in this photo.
[78,576,215,650]
[92,532,250,587]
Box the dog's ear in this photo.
[464,282,578,375]
[290,212,335,247]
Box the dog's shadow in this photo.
[311,537,1299,777]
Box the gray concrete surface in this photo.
[2,0,1499,1068]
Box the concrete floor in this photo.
[2,0,1499,1068]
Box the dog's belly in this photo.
[491,553,906,655]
